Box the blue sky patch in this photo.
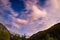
[9,0,25,12]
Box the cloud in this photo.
[30,5,47,20]
[1,0,9,6]
[0,0,20,28]
[14,18,28,25]
[0,16,12,28]
[21,0,60,36]
[25,0,47,22]
[50,0,59,10]
[0,0,60,37]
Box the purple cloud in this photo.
[0,0,60,37]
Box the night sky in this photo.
[0,0,60,36]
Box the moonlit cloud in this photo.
[14,18,28,25]
[25,0,47,21]
[0,0,60,36]
[50,0,59,10]
[30,5,47,20]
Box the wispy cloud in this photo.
[0,0,60,36]
[14,18,28,25]
[50,0,59,10]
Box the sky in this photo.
[0,0,60,36]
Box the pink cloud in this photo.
[50,0,59,10]
[24,0,47,22]
[14,18,28,25]
[29,5,47,21]
[0,0,60,37]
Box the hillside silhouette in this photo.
[0,23,27,40]
[0,23,60,40]
[28,23,60,40]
